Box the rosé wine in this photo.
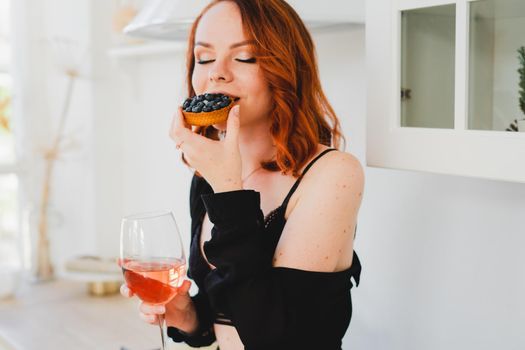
[122,258,186,305]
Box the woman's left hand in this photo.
[170,105,243,193]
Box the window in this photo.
[0,0,20,269]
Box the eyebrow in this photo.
[194,40,255,49]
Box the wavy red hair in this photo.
[185,0,345,176]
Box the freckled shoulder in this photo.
[300,150,365,197]
[275,150,364,271]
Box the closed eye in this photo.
[236,58,257,63]
[197,59,215,65]
[196,58,257,64]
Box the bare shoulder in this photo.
[274,148,364,272]
[301,149,365,198]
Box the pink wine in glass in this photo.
[122,258,186,305]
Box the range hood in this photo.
[123,0,208,41]
[123,0,364,41]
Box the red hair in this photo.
[186,0,345,177]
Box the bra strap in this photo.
[281,148,337,209]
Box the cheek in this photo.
[253,80,272,111]
[191,69,207,93]
[242,71,270,99]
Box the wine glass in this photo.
[120,211,187,350]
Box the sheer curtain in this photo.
[0,0,20,269]
[0,0,24,298]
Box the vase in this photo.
[21,204,63,282]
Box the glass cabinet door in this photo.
[367,0,525,183]
[468,0,525,131]
[400,4,456,129]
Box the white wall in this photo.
[90,6,193,260]
[90,0,193,261]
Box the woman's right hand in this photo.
[120,280,199,334]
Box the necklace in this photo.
[242,166,263,183]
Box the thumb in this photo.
[225,105,240,145]
[180,279,192,295]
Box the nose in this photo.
[208,59,233,83]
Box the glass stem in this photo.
[158,313,166,350]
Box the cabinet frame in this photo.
[366,0,525,183]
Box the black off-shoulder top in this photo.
[167,148,362,350]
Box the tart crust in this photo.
[182,97,234,126]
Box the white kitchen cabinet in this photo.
[366,0,525,183]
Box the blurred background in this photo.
[0,0,524,349]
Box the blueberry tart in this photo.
[182,93,235,126]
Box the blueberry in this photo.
[183,93,232,114]
[192,105,202,113]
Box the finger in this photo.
[181,107,191,129]
[139,302,166,315]
[120,284,134,298]
[139,312,158,324]
[177,106,192,129]
[172,294,191,310]
[225,105,240,146]
[180,279,192,295]
[171,281,192,309]
[170,107,193,142]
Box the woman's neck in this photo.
[238,122,275,177]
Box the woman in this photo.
[121,1,364,349]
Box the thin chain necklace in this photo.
[242,166,263,183]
